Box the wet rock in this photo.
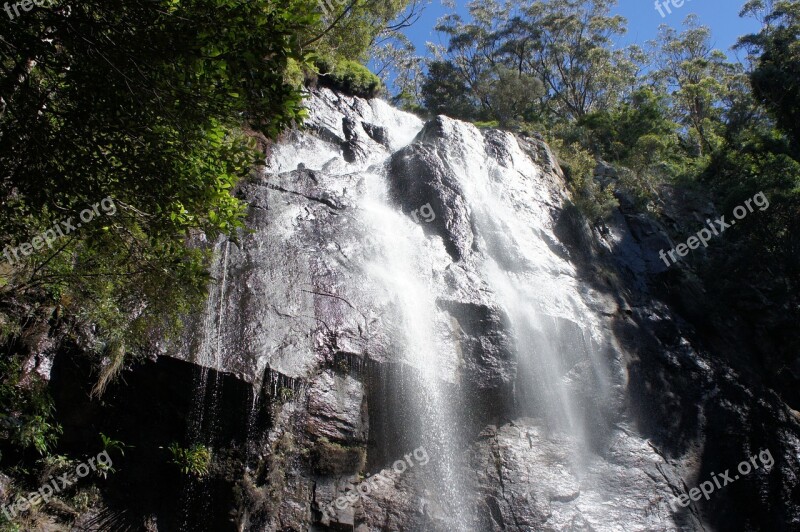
[470,420,694,531]
[437,299,515,393]
[305,370,367,443]
[129,88,800,530]
[389,141,474,261]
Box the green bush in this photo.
[473,120,501,129]
[314,57,382,98]
[551,140,618,223]
[168,443,212,477]
[0,357,61,456]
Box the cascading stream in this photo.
[266,93,473,527]
[361,169,471,530]
[429,119,611,470]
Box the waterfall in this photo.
[188,237,231,439]
[265,90,476,526]
[170,88,694,531]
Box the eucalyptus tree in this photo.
[514,0,634,120]
[422,0,641,124]
[650,15,738,155]
[738,0,800,154]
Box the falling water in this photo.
[180,238,231,529]
[361,169,471,529]
[188,238,231,438]
[169,89,702,530]
[264,92,472,527]
[429,119,611,467]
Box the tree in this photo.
[739,0,800,154]
[420,59,481,119]
[484,66,544,127]
[371,30,425,103]
[421,0,639,124]
[650,16,737,155]
[425,0,512,119]
[516,0,633,120]
[307,0,419,61]
[1,1,325,358]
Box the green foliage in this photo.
[0,0,319,377]
[577,88,684,208]
[277,387,295,402]
[308,0,413,61]
[0,520,22,532]
[315,57,382,98]
[579,89,675,161]
[391,91,427,114]
[372,31,424,103]
[0,357,61,456]
[285,58,307,90]
[650,15,736,155]
[424,0,635,124]
[551,139,618,222]
[485,67,545,128]
[99,432,128,467]
[168,443,212,477]
[297,0,415,100]
[420,60,480,120]
[740,0,800,154]
[69,486,102,514]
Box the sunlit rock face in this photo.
[167,88,799,532]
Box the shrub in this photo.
[277,387,294,403]
[0,357,61,456]
[551,140,618,223]
[168,443,212,477]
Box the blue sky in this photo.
[402,0,760,60]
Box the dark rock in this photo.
[362,122,390,147]
[389,142,474,261]
[437,299,515,396]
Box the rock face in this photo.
[140,87,799,531]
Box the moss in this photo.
[312,437,366,475]
[335,358,350,374]
[314,57,381,99]
[276,386,294,403]
[284,58,305,90]
[473,120,500,129]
